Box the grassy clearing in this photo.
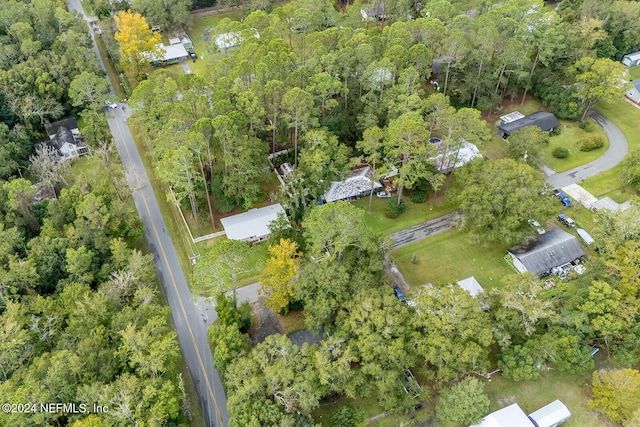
[276,310,305,335]
[351,190,456,237]
[542,119,608,172]
[393,228,515,290]
[481,135,510,160]
[484,362,612,427]
[312,395,385,426]
[628,66,640,80]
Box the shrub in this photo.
[385,196,405,218]
[577,136,604,152]
[410,188,427,203]
[579,120,594,131]
[436,378,490,426]
[553,147,569,158]
[550,126,562,136]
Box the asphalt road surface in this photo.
[107,106,230,427]
[389,212,460,249]
[545,109,628,188]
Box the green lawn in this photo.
[580,99,640,199]
[484,364,610,427]
[393,228,515,290]
[542,118,608,172]
[351,191,456,237]
[481,135,510,160]
[628,66,640,80]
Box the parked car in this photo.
[376,191,391,198]
[393,286,406,302]
[105,101,118,109]
[555,191,572,206]
[428,137,442,144]
[557,213,576,227]
[528,219,545,235]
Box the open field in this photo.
[393,228,515,290]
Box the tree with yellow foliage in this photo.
[114,10,162,80]
[260,239,301,314]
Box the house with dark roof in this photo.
[497,112,560,138]
[626,79,640,105]
[507,228,586,276]
[39,118,88,161]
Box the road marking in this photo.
[111,115,225,426]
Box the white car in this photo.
[528,219,545,235]
[376,191,391,198]
[105,101,118,109]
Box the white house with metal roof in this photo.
[323,166,382,203]
[219,204,285,242]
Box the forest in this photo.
[0,1,191,426]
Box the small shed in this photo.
[220,204,286,242]
[528,400,571,427]
[431,139,482,174]
[622,51,640,67]
[507,228,586,276]
[626,79,640,105]
[497,112,560,138]
[470,403,535,427]
[590,197,631,213]
[456,277,484,298]
[576,228,595,246]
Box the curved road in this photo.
[545,109,628,188]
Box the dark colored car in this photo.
[393,286,406,302]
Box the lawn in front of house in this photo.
[542,118,608,172]
[628,66,640,80]
[580,99,640,198]
[393,228,515,290]
[484,362,611,427]
[351,188,457,237]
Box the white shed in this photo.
[528,400,571,427]
[220,204,285,242]
[456,277,484,298]
[470,403,535,427]
[622,51,640,67]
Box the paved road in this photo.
[545,109,628,188]
[66,1,233,424]
[107,106,229,427]
[67,0,113,95]
[389,212,460,249]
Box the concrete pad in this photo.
[561,183,598,208]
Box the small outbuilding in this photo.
[622,51,640,67]
[497,112,560,138]
[626,79,640,105]
[507,228,586,276]
[431,139,482,174]
[456,277,484,298]
[590,196,631,213]
[220,204,285,243]
[528,400,571,427]
[470,403,534,427]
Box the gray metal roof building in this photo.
[220,204,285,242]
[497,112,560,138]
[507,228,586,275]
[528,400,571,427]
